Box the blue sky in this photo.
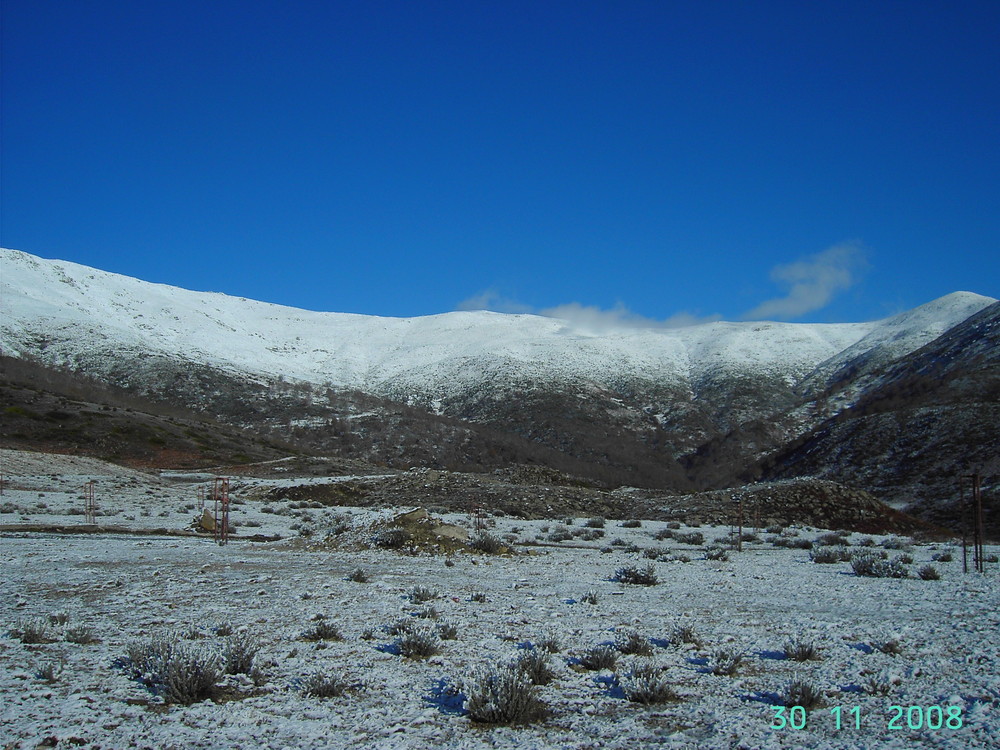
[2,1,998,324]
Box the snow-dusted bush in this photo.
[547,526,573,543]
[464,663,547,724]
[654,528,674,541]
[64,625,99,645]
[619,519,641,528]
[435,621,459,640]
[613,563,658,585]
[469,591,488,603]
[876,639,902,656]
[9,617,54,644]
[810,546,851,564]
[669,625,701,648]
[881,536,911,550]
[408,585,438,603]
[711,648,743,676]
[783,639,818,662]
[784,678,823,708]
[615,630,653,656]
[533,631,561,653]
[123,638,221,705]
[851,551,908,578]
[917,564,940,580]
[513,647,556,685]
[676,531,704,546]
[585,516,606,528]
[302,619,342,642]
[579,645,618,671]
[580,590,599,605]
[372,527,409,549]
[36,660,62,683]
[302,671,352,698]
[814,532,848,546]
[468,532,504,553]
[395,626,440,658]
[223,631,260,675]
[347,568,369,583]
[932,551,953,562]
[704,546,728,561]
[620,661,678,704]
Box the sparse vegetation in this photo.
[302,619,342,642]
[615,630,653,656]
[620,661,678,704]
[711,648,743,676]
[579,645,618,671]
[372,527,410,549]
[585,516,606,528]
[409,585,439,603]
[9,618,54,644]
[851,551,909,578]
[810,546,851,563]
[464,663,548,724]
[613,563,658,585]
[784,639,819,662]
[223,631,260,675]
[347,568,369,583]
[784,678,823,709]
[580,590,599,605]
[302,671,352,698]
[513,647,556,685]
[395,626,440,658]
[468,532,504,554]
[123,638,221,705]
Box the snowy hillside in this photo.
[2,248,993,403]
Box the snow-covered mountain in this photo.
[1,248,992,403]
[1,247,996,519]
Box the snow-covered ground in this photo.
[1,457,997,749]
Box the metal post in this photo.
[84,480,96,524]
[213,477,230,546]
[972,473,984,574]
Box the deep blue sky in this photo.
[3,1,998,323]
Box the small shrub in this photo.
[533,632,561,653]
[666,522,682,530]
[669,626,701,648]
[468,532,504,554]
[858,537,876,547]
[513,648,556,685]
[580,590,599,605]
[881,536,910,550]
[347,568,369,583]
[985,553,999,563]
[814,532,847,546]
[223,632,260,675]
[464,663,547,724]
[585,517,606,529]
[711,649,743,676]
[302,671,352,698]
[372,527,409,549]
[36,660,63,682]
[704,547,728,561]
[932,551,953,562]
[409,586,439,603]
[396,626,440,658]
[620,661,678,704]
[609,537,627,547]
[876,639,902,656]
[436,621,459,640]
[123,638,220,705]
[10,618,54,644]
[579,645,618,671]
[613,564,658,585]
[615,630,653,656]
[810,546,851,564]
[676,532,704,546]
[862,672,894,695]
[917,564,941,580]
[654,528,674,541]
[214,622,234,637]
[469,592,488,603]
[784,639,818,662]
[784,678,823,709]
[547,527,573,543]
[414,605,439,620]
[48,612,70,626]
[851,552,908,578]
[302,620,342,642]
[619,519,641,528]
[65,626,99,645]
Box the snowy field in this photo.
[1,530,997,747]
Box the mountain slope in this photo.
[1,247,996,525]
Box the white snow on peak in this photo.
[1,248,994,397]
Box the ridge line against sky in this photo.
[2,1,998,324]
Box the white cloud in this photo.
[456,291,718,331]
[742,243,867,321]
